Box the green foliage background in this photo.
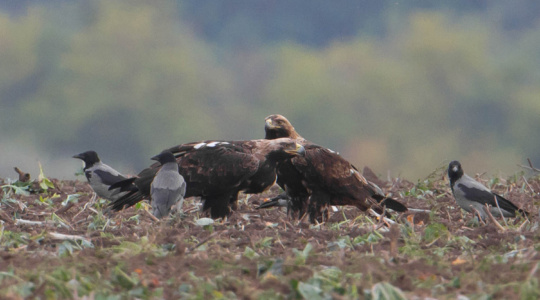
[1,0,540,179]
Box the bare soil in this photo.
[1,168,539,299]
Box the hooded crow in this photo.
[448,160,528,220]
[73,151,128,201]
[150,151,186,219]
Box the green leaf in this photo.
[297,282,324,300]
[243,247,259,259]
[58,241,75,257]
[367,282,407,300]
[423,223,449,243]
[113,266,137,290]
[2,184,30,196]
[195,218,214,226]
[62,194,80,206]
[302,242,313,257]
[38,162,55,190]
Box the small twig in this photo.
[283,219,295,229]
[51,213,73,230]
[407,208,432,213]
[72,193,97,221]
[446,209,452,221]
[275,235,286,249]
[48,232,91,244]
[521,176,536,194]
[145,209,160,222]
[376,206,388,228]
[425,237,440,247]
[189,231,220,252]
[0,211,14,225]
[298,211,308,224]
[528,158,540,172]
[493,195,508,227]
[15,219,54,226]
[389,224,399,257]
[54,202,75,215]
[368,209,395,225]
[470,207,486,226]
[517,158,540,173]
[184,205,202,214]
[518,219,530,232]
[484,204,506,232]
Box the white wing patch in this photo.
[193,142,206,149]
[207,142,219,147]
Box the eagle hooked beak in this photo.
[286,143,305,156]
[265,118,276,129]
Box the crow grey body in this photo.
[73,151,128,201]
[448,160,525,220]
[150,151,186,219]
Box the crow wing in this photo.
[456,181,519,213]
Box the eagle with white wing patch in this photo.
[108,138,304,219]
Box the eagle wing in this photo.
[292,144,375,210]
[169,141,261,197]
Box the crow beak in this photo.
[72,153,83,159]
[150,154,160,161]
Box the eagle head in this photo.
[264,114,301,140]
[261,138,305,161]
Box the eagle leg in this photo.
[203,194,233,219]
[228,191,240,211]
[308,192,330,224]
[288,196,308,220]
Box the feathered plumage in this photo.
[73,151,127,201]
[150,151,186,219]
[448,160,528,220]
[108,138,304,219]
[262,114,407,223]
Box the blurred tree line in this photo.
[1,0,539,179]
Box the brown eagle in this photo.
[261,114,407,223]
[108,138,305,219]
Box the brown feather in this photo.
[109,138,302,219]
[264,114,407,223]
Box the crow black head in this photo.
[151,151,176,165]
[73,151,100,168]
[448,160,464,186]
